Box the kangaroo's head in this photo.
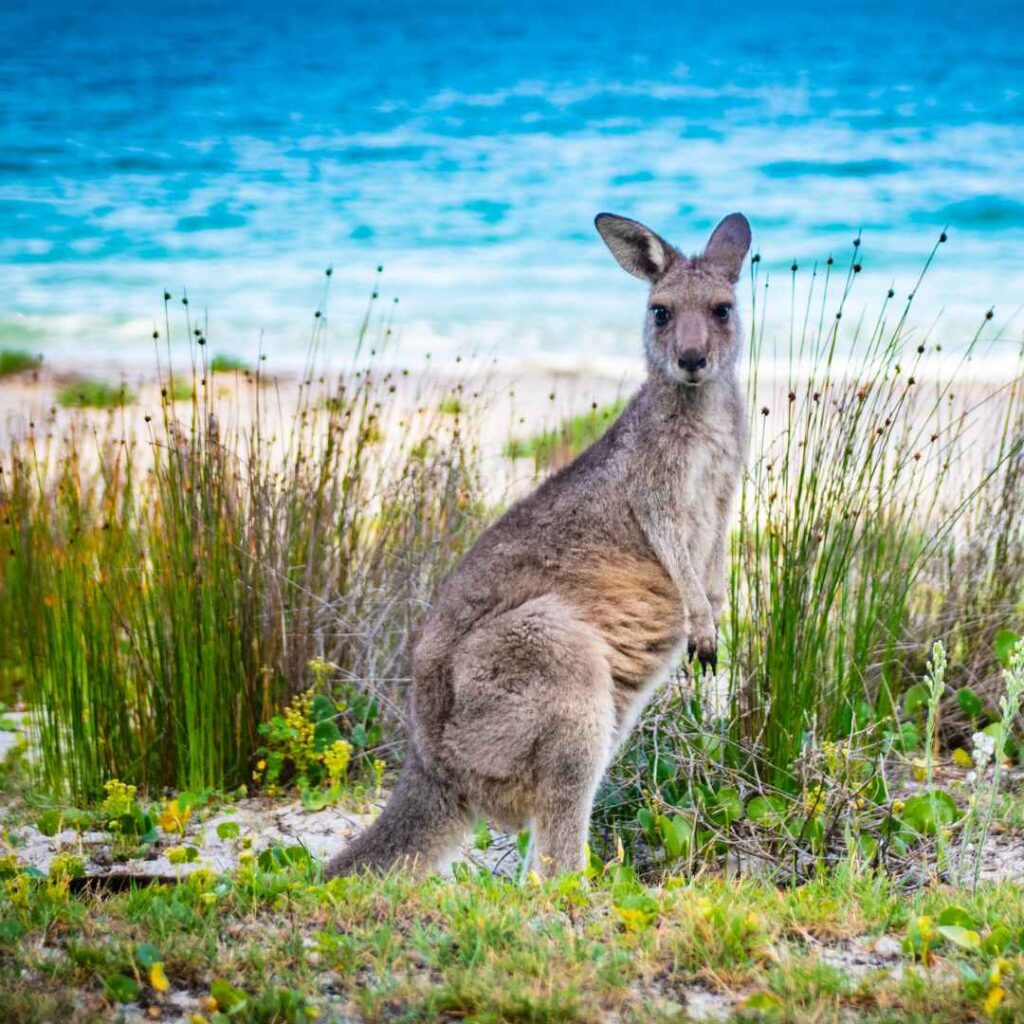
[595,212,751,387]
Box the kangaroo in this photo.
[325,212,751,878]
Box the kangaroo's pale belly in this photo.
[558,548,685,733]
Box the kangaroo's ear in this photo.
[594,213,676,282]
[703,213,751,282]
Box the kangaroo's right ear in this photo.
[594,213,676,282]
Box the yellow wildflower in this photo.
[157,798,192,836]
[149,962,169,993]
[984,986,1005,1016]
[322,739,353,787]
[101,779,137,820]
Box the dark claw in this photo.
[698,648,718,673]
[687,639,697,661]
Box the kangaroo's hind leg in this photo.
[528,692,614,877]
[440,594,616,878]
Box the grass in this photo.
[505,397,627,468]
[3,838,1024,1021]
[208,353,249,373]
[55,377,133,409]
[0,349,37,378]
[0,247,1020,817]
[166,378,193,402]
[438,393,463,415]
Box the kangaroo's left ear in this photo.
[595,213,676,282]
[703,213,752,282]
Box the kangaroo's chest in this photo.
[667,413,741,511]
[676,424,742,564]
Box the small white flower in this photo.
[971,731,996,770]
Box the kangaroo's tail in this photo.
[324,746,467,877]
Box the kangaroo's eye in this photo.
[712,303,731,322]
[651,305,670,327]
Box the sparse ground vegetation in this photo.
[0,350,37,379]
[55,377,134,410]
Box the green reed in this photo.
[725,237,1024,788]
[0,284,480,799]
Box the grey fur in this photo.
[324,212,751,879]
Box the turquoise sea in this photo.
[2,1,1023,370]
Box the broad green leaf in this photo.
[994,629,1022,668]
[788,815,824,849]
[309,694,335,723]
[899,791,960,835]
[983,926,1014,954]
[937,924,981,951]
[210,977,248,1012]
[299,788,329,812]
[257,845,312,873]
[64,807,91,831]
[937,906,977,930]
[855,834,878,860]
[312,718,343,753]
[956,687,983,718]
[746,795,787,824]
[104,974,140,1003]
[895,721,920,752]
[690,782,714,809]
[656,814,693,861]
[216,821,241,841]
[653,755,677,786]
[903,683,930,716]
[713,787,744,825]
[637,808,657,838]
[135,942,161,969]
[0,919,24,944]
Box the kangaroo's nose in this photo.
[677,351,708,373]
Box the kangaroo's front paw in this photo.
[685,614,718,672]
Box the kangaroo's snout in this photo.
[677,349,708,376]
